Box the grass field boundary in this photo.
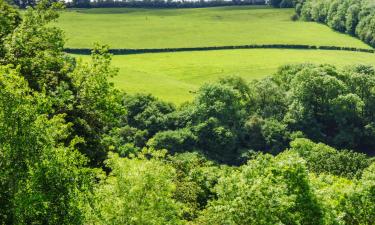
[65,44,375,55]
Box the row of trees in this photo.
[295,0,375,47]
[69,0,267,9]
[270,0,296,8]
[0,1,374,224]
[10,0,268,9]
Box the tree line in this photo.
[270,0,296,8]
[64,44,375,55]
[69,0,266,9]
[10,0,268,9]
[294,0,375,47]
[0,1,374,224]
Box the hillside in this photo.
[1,1,375,224]
[57,6,371,49]
[61,6,375,103]
[76,49,375,103]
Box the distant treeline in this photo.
[65,44,375,55]
[10,0,302,9]
[295,0,375,47]
[67,0,266,8]
[270,0,296,8]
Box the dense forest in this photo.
[0,0,374,224]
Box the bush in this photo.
[148,128,197,153]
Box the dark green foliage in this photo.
[122,64,375,163]
[168,152,223,220]
[279,64,375,154]
[148,128,197,154]
[271,0,297,8]
[0,0,128,168]
[123,93,175,136]
[2,1,71,92]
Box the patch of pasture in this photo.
[58,6,370,49]
[75,49,375,103]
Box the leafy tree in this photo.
[309,173,355,224]
[243,116,291,154]
[148,128,197,154]
[0,0,20,57]
[2,1,72,92]
[85,152,183,225]
[346,2,361,35]
[343,162,375,224]
[198,151,323,225]
[123,93,175,136]
[248,77,287,119]
[68,46,126,166]
[168,152,224,221]
[0,66,96,224]
[290,138,372,179]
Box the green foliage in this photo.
[69,45,126,166]
[0,1,374,224]
[290,138,372,179]
[85,152,184,225]
[123,93,175,136]
[0,66,97,224]
[148,128,197,154]
[2,1,70,92]
[278,64,375,154]
[198,151,323,224]
[168,152,224,220]
[243,116,292,154]
[310,163,375,224]
[0,0,20,56]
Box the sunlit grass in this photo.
[75,49,375,104]
[58,6,371,49]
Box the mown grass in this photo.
[75,49,375,104]
[58,6,371,49]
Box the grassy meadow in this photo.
[77,49,375,103]
[60,6,375,103]
[58,6,371,49]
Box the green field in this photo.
[58,6,371,49]
[76,49,375,103]
[61,6,375,104]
